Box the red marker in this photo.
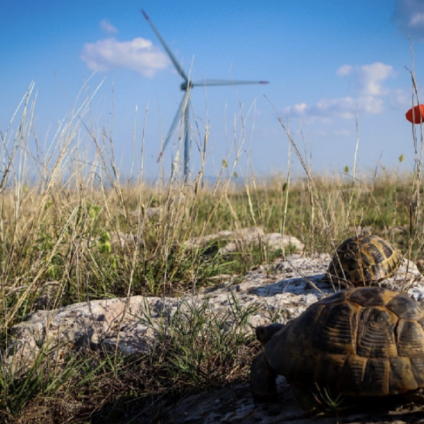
[406,105,424,124]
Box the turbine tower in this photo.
[141,10,269,180]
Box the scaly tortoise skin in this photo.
[251,287,424,401]
[327,234,402,287]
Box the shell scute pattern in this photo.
[342,355,367,396]
[411,357,424,386]
[386,295,424,320]
[389,357,418,394]
[396,320,424,356]
[362,358,390,396]
[356,307,397,358]
[348,286,388,307]
[251,287,424,400]
[312,302,358,355]
[327,235,402,287]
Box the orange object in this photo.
[406,104,424,124]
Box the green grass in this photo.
[2,81,424,422]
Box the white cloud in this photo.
[336,65,352,76]
[393,0,424,40]
[410,12,424,27]
[285,62,396,122]
[80,37,170,77]
[285,95,387,123]
[285,97,356,122]
[293,103,308,114]
[356,96,384,114]
[356,63,395,96]
[100,19,118,34]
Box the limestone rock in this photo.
[185,227,304,255]
[184,227,263,249]
[5,254,423,377]
[262,233,305,252]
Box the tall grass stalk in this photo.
[1,75,424,422]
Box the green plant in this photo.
[145,296,258,390]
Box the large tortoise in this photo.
[327,234,402,287]
[251,287,424,403]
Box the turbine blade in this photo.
[191,79,269,87]
[141,10,189,81]
[157,92,189,162]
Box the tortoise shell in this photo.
[327,234,402,287]
[250,287,424,401]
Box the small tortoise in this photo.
[251,287,424,403]
[327,234,402,287]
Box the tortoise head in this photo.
[255,323,285,346]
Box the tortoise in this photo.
[250,287,424,404]
[327,234,402,287]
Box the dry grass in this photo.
[1,78,424,423]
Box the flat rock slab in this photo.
[5,255,424,374]
[184,227,305,254]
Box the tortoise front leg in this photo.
[250,352,278,402]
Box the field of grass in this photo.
[1,84,424,423]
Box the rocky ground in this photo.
[159,378,424,424]
[5,236,424,423]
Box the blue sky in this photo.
[2,0,424,179]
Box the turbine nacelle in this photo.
[180,80,193,91]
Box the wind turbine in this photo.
[141,10,269,180]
